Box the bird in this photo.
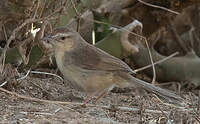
[43,28,184,106]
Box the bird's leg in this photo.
[83,87,110,104]
[93,91,107,103]
[83,94,94,104]
[94,85,115,103]
[83,89,103,104]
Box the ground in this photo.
[0,71,198,124]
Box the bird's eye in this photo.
[61,37,66,40]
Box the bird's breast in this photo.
[54,50,88,90]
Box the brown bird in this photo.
[44,28,184,106]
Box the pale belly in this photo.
[61,65,116,93]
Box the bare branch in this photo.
[137,0,180,15]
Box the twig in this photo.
[198,91,200,111]
[0,81,8,87]
[54,108,62,113]
[152,97,169,120]
[192,30,200,51]
[1,25,7,68]
[189,92,200,123]
[17,70,31,81]
[33,0,40,19]
[70,0,81,32]
[2,25,8,40]
[51,0,69,27]
[31,70,64,81]
[86,18,152,44]
[169,20,189,53]
[104,104,168,114]
[122,20,156,84]
[98,104,188,113]
[145,39,156,84]
[20,111,54,116]
[137,0,180,15]
[70,0,80,16]
[134,52,179,73]
[139,101,145,121]
[0,87,81,105]
[189,26,195,49]
[38,0,46,18]
[0,69,31,87]
[0,69,63,87]
[152,94,184,109]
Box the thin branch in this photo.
[1,25,7,69]
[0,69,63,87]
[2,25,8,40]
[31,70,64,81]
[0,69,30,87]
[33,0,40,19]
[86,18,150,42]
[0,87,80,105]
[152,97,169,120]
[70,0,81,32]
[20,111,54,116]
[0,81,8,87]
[17,70,31,81]
[70,0,80,16]
[145,39,156,84]
[169,19,189,53]
[189,92,200,123]
[137,0,180,15]
[134,52,179,73]
[198,91,200,111]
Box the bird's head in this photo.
[43,28,78,51]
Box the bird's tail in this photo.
[130,77,185,106]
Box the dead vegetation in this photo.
[0,0,200,123]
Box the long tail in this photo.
[131,77,185,106]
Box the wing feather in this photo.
[64,42,133,73]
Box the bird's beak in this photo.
[42,35,56,45]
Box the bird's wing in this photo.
[65,43,133,73]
